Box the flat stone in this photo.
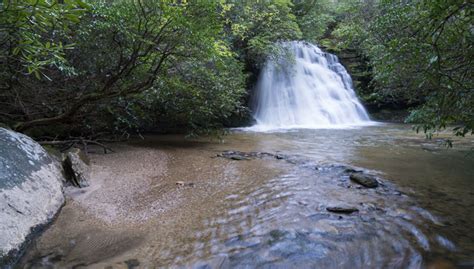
[326,206,359,214]
[218,151,252,160]
[218,151,281,161]
[229,155,250,160]
[349,172,379,188]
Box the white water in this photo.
[251,41,373,131]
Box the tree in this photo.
[332,0,473,138]
[0,0,88,130]
[0,0,88,79]
[291,0,336,43]
[1,1,247,136]
[222,1,302,70]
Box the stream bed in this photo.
[19,124,474,268]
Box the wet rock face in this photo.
[0,128,64,265]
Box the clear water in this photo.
[19,125,474,268]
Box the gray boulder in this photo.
[63,148,90,188]
[0,128,65,265]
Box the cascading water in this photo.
[252,41,372,130]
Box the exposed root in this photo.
[39,138,116,154]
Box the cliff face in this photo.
[336,49,373,100]
[334,48,411,122]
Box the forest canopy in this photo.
[0,0,472,140]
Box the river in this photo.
[19,123,473,268]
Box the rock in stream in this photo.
[63,148,90,188]
[326,206,359,214]
[349,172,379,188]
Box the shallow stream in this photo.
[20,124,474,268]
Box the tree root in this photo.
[39,138,116,154]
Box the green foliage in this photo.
[332,0,473,138]
[150,50,246,134]
[1,0,471,141]
[222,1,302,68]
[1,0,248,136]
[0,0,88,79]
[292,0,336,42]
[81,0,246,134]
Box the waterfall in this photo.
[251,41,372,130]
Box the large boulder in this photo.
[0,128,65,265]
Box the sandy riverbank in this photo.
[20,136,286,268]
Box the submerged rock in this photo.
[63,148,90,188]
[176,181,194,187]
[275,154,285,160]
[217,151,251,160]
[0,128,65,266]
[326,206,359,214]
[229,155,251,161]
[349,172,379,188]
[124,258,140,269]
[217,151,273,161]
